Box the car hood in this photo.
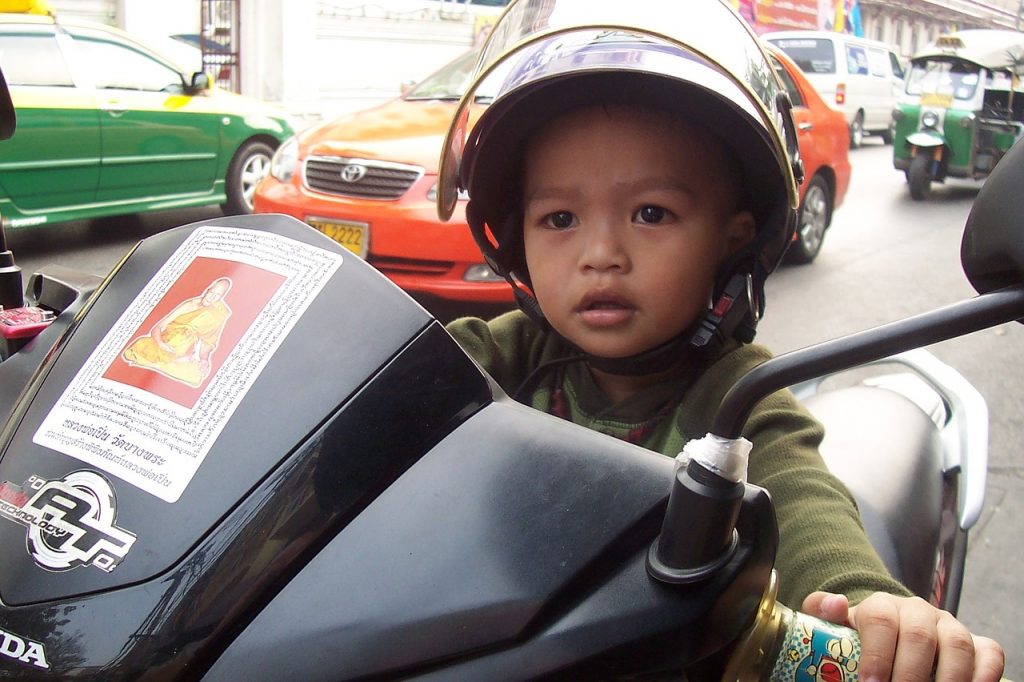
[204,87,293,118]
[300,98,485,172]
[185,87,297,136]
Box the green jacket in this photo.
[447,310,910,608]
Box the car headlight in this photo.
[270,137,299,183]
[921,111,940,129]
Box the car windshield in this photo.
[767,37,835,74]
[403,50,503,103]
[905,59,981,100]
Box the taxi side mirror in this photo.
[189,71,212,94]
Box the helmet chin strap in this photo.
[554,272,757,377]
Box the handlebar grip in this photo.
[724,571,861,681]
[766,604,861,680]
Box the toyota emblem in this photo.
[341,164,367,183]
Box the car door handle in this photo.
[102,102,128,117]
[798,122,814,131]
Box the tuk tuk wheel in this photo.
[788,175,831,264]
[849,112,864,149]
[908,153,933,200]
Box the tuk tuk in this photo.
[892,29,1024,200]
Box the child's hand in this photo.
[801,591,1005,681]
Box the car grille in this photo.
[370,255,453,276]
[304,156,423,200]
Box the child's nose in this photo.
[579,222,628,272]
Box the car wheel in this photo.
[222,140,275,215]
[908,153,932,201]
[789,175,831,264]
[849,112,864,149]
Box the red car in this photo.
[254,46,851,312]
[253,51,510,309]
[767,43,852,263]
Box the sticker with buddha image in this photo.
[770,610,860,681]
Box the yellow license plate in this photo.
[307,218,369,258]
[920,92,953,108]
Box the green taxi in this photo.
[0,12,295,229]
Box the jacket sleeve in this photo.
[682,344,911,608]
[742,386,911,607]
[444,310,545,396]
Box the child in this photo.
[438,1,1005,678]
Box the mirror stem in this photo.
[712,285,1024,439]
[0,221,23,310]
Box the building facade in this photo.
[861,0,1023,57]
[38,0,1024,120]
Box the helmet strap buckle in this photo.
[690,272,755,352]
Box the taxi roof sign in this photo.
[936,34,965,49]
[914,29,1024,70]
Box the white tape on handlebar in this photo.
[676,434,752,483]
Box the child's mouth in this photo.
[577,293,635,325]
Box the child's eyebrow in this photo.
[525,178,695,205]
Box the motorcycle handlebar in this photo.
[712,285,1024,440]
[726,571,862,681]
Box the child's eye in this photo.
[543,211,578,230]
[634,205,669,224]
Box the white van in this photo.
[764,31,906,148]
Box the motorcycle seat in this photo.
[802,384,944,600]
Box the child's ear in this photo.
[724,210,757,255]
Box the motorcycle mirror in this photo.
[961,136,1024,301]
[0,66,15,140]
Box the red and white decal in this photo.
[33,227,343,502]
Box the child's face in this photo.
[522,105,755,361]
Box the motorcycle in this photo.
[1,74,1022,680]
[893,29,1024,200]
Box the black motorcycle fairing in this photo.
[0,213,437,604]
[204,403,777,681]
[0,313,778,680]
[0,318,493,679]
